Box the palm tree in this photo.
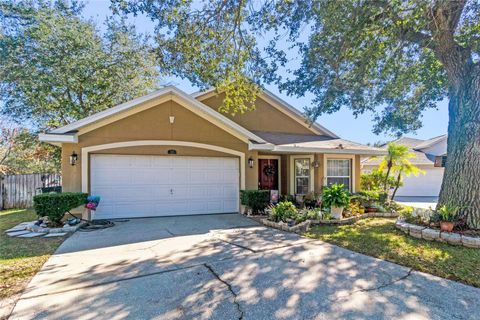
[390,160,425,200]
[378,142,413,192]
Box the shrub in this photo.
[360,169,397,191]
[240,190,270,214]
[303,192,321,208]
[322,184,350,208]
[353,190,388,207]
[279,194,295,203]
[270,201,298,222]
[304,208,322,220]
[33,192,88,223]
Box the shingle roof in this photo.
[364,135,447,166]
[414,135,447,150]
[252,131,386,155]
[251,131,333,145]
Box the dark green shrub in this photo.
[240,190,270,214]
[33,192,88,223]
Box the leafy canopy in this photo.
[0,0,160,129]
[112,0,479,135]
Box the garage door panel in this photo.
[190,170,207,183]
[92,169,131,185]
[132,156,152,167]
[91,154,239,219]
[131,169,159,185]
[152,157,171,168]
[223,200,238,212]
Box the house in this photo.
[362,135,447,200]
[39,86,385,219]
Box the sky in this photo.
[82,0,449,145]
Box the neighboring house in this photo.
[362,135,447,199]
[39,86,384,219]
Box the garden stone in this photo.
[5,226,27,233]
[408,225,425,239]
[6,230,31,237]
[44,232,67,237]
[395,221,410,234]
[441,232,462,245]
[422,228,441,241]
[461,235,480,248]
[18,232,47,238]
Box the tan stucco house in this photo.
[39,86,385,219]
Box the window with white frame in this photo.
[294,158,310,195]
[326,159,351,191]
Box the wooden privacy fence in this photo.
[0,173,62,209]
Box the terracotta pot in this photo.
[331,206,344,219]
[440,221,455,232]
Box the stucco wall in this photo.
[200,93,314,134]
[62,99,259,192]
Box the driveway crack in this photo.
[329,268,414,302]
[204,263,244,320]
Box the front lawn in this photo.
[0,209,65,299]
[305,218,480,288]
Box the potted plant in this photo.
[322,184,350,219]
[437,203,461,232]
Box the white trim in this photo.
[289,154,315,195]
[258,155,282,193]
[49,86,266,144]
[39,133,78,143]
[323,154,356,193]
[249,144,386,156]
[81,141,246,205]
[248,142,275,150]
[193,88,339,138]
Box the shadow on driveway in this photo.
[10,214,480,319]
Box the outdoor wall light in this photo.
[312,160,320,168]
[248,157,254,168]
[69,151,78,166]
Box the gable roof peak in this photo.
[192,87,340,139]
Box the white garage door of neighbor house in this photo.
[90,154,240,219]
[396,167,444,197]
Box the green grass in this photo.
[304,218,480,288]
[0,209,65,299]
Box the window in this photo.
[326,159,351,191]
[294,158,310,195]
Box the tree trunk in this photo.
[391,171,402,201]
[383,160,392,191]
[437,71,480,229]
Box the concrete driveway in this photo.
[395,196,438,209]
[10,214,480,320]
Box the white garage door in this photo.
[396,166,444,197]
[90,154,239,219]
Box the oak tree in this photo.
[114,0,480,228]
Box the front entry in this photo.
[258,158,279,190]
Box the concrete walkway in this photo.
[10,214,480,320]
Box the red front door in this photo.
[258,159,279,190]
